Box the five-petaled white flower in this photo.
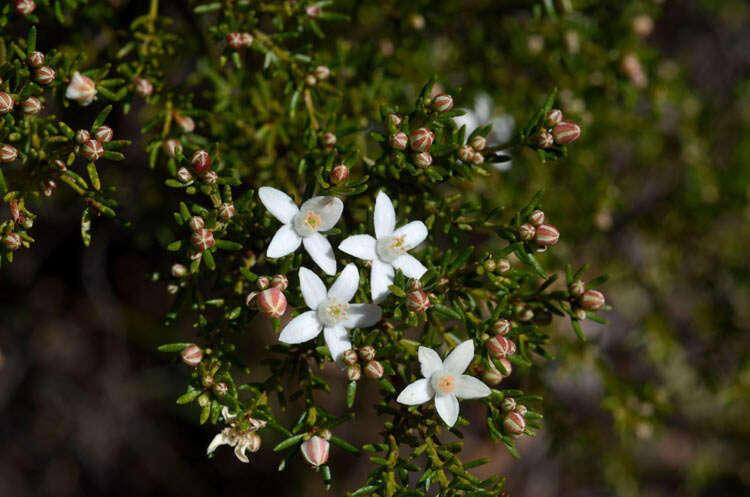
[207,407,266,463]
[259,186,343,275]
[339,191,428,303]
[396,340,491,427]
[279,264,382,365]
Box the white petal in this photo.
[278,311,323,344]
[303,233,337,275]
[338,234,377,261]
[234,444,250,463]
[443,340,475,374]
[370,259,394,304]
[328,263,359,303]
[474,94,492,123]
[207,432,229,455]
[299,196,343,231]
[455,375,491,399]
[374,191,396,238]
[221,407,236,421]
[393,221,428,248]
[267,224,302,258]
[341,303,382,329]
[434,394,460,427]
[259,186,299,224]
[392,254,427,279]
[298,267,328,310]
[396,378,434,405]
[418,346,443,378]
[323,325,352,366]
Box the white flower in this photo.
[65,71,97,106]
[338,191,428,303]
[396,340,491,427]
[453,93,515,171]
[259,187,343,275]
[207,407,266,463]
[279,264,382,365]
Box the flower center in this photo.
[432,373,456,394]
[376,235,409,263]
[317,297,350,326]
[293,210,322,237]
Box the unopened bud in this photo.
[133,77,153,97]
[271,274,288,291]
[389,131,408,150]
[408,279,423,291]
[534,224,560,246]
[346,363,362,381]
[190,150,211,174]
[301,436,329,467]
[483,259,497,272]
[358,345,376,362]
[342,349,359,367]
[503,411,526,436]
[176,167,193,184]
[28,51,44,68]
[332,163,349,183]
[322,132,337,147]
[173,112,195,133]
[487,335,516,359]
[95,126,113,143]
[470,135,486,151]
[3,233,22,251]
[202,170,218,185]
[536,129,554,148]
[164,139,183,157]
[305,5,321,18]
[40,179,56,197]
[545,109,563,127]
[226,32,243,50]
[0,92,14,114]
[413,151,432,168]
[257,288,287,318]
[166,283,179,294]
[497,258,511,273]
[314,65,330,81]
[581,289,605,311]
[387,112,402,128]
[458,144,474,162]
[190,228,215,252]
[501,397,517,412]
[471,151,485,165]
[218,202,235,221]
[35,66,56,85]
[256,276,270,290]
[364,360,384,379]
[171,264,187,278]
[432,94,453,112]
[213,382,228,397]
[574,308,587,320]
[305,74,317,87]
[516,404,528,416]
[528,209,545,226]
[181,344,202,366]
[406,290,431,313]
[65,71,97,106]
[80,139,103,162]
[569,280,585,297]
[0,144,18,163]
[240,33,254,47]
[189,216,205,231]
[552,121,581,145]
[492,318,511,336]
[75,129,91,144]
[409,127,434,152]
[245,291,258,308]
[52,159,67,173]
[22,96,41,115]
[15,0,36,16]
[519,223,536,241]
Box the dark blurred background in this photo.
[1,1,750,496]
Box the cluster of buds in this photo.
[305,65,331,86]
[457,134,488,165]
[300,433,330,468]
[535,109,581,148]
[75,125,112,162]
[518,209,559,253]
[245,274,289,318]
[481,256,511,274]
[480,319,515,385]
[569,279,606,320]
[226,32,254,50]
[342,346,383,381]
[408,127,435,168]
[501,397,528,436]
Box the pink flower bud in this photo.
[346,363,362,381]
[332,163,349,183]
[52,159,67,172]
[503,411,526,436]
[305,74,317,87]
[406,290,431,313]
[226,32,243,50]
[501,397,517,412]
[493,318,511,336]
[409,127,434,152]
[458,144,474,162]
[358,345,376,362]
[516,404,528,416]
[408,279,423,291]
[517,306,534,322]
[534,224,560,246]
[218,202,236,221]
[481,363,505,386]
[15,0,35,16]
[301,436,329,467]
[413,151,432,168]
[389,131,408,150]
[271,274,288,291]
[1,144,18,163]
[164,139,182,157]
[240,33,254,47]
[190,228,215,252]
[497,258,511,273]
[471,151,485,165]
[545,109,563,127]
[133,77,153,97]
[190,150,211,174]
[536,129,554,148]
[65,72,97,106]
[305,5,321,18]
[75,129,91,144]
[387,112,402,128]
[202,170,218,185]
[569,280,585,297]
[213,382,228,397]
[581,289,605,311]
[35,66,56,85]
[189,216,205,231]
[314,65,330,81]
[40,178,56,197]
[342,350,359,367]
[22,96,41,115]
[176,167,193,184]
[519,223,536,241]
[95,126,113,143]
[552,121,581,145]
[322,132,337,147]
[80,139,103,161]
[173,112,195,133]
[0,92,14,114]
[364,360,384,379]
[256,276,270,290]
[171,264,187,278]
[432,93,453,112]
[181,344,203,366]
[528,209,545,226]
[28,51,44,68]
[3,233,22,251]
[470,135,486,151]
[487,335,516,359]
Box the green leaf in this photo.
[80,207,92,246]
[346,380,357,408]
[157,342,192,352]
[273,434,305,452]
[329,436,360,454]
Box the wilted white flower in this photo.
[396,340,491,427]
[279,264,381,365]
[453,93,514,171]
[65,71,97,106]
[259,187,343,275]
[207,407,266,463]
[339,191,428,303]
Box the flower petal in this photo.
[207,432,229,455]
[434,393,460,427]
[374,191,396,238]
[328,263,359,303]
[418,346,443,379]
[443,340,475,374]
[455,375,491,399]
[396,378,434,405]
[303,232,337,275]
[392,254,427,279]
[338,234,377,261]
[259,186,299,224]
[370,259,394,304]
[341,303,382,329]
[299,196,343,231]
[299,267,327,310]
[267,224,302,258]
[323,325,352,366]
[393,221,428,248]
[234,444,250,463]
[278,311,323,344]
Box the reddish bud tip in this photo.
[536,129,554,148]
[552,121,581,145]
[406,290,431,313]
[21,96,41,115]
[133,77,153,97]
[28,51,44,68]
[519,223,536,241]
[301,436,329,467]
[346,363,362,381]
[492,318,511,336]
[581,289,605,311]
[528,209,545,226]
[80,139,104,162]
[3,233,22,251]
[534,224,560,246]
[181,344,203,367]
[332,163,349,183]
[413,151,432,168]
[545,109,563,127]
[342,349,359,367]
[458,144,474,162]
[190,228,215,252]
[75,129,91,144]
[95,126,113,143]
[271,274,289,291]
[190,150,211,174]
[389,131,408,150]
[358,345,376,362]
[35,66,56,85]
[409,127,434,152]
[218,202,236,221]
[503,411,526,436]
[364,360,384,379]
[0,144,18,163]
[257,288,287,318]
[487,335,516,359]
[470,135,487,151]
[0,92,14,114]
[432,93,454,112]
